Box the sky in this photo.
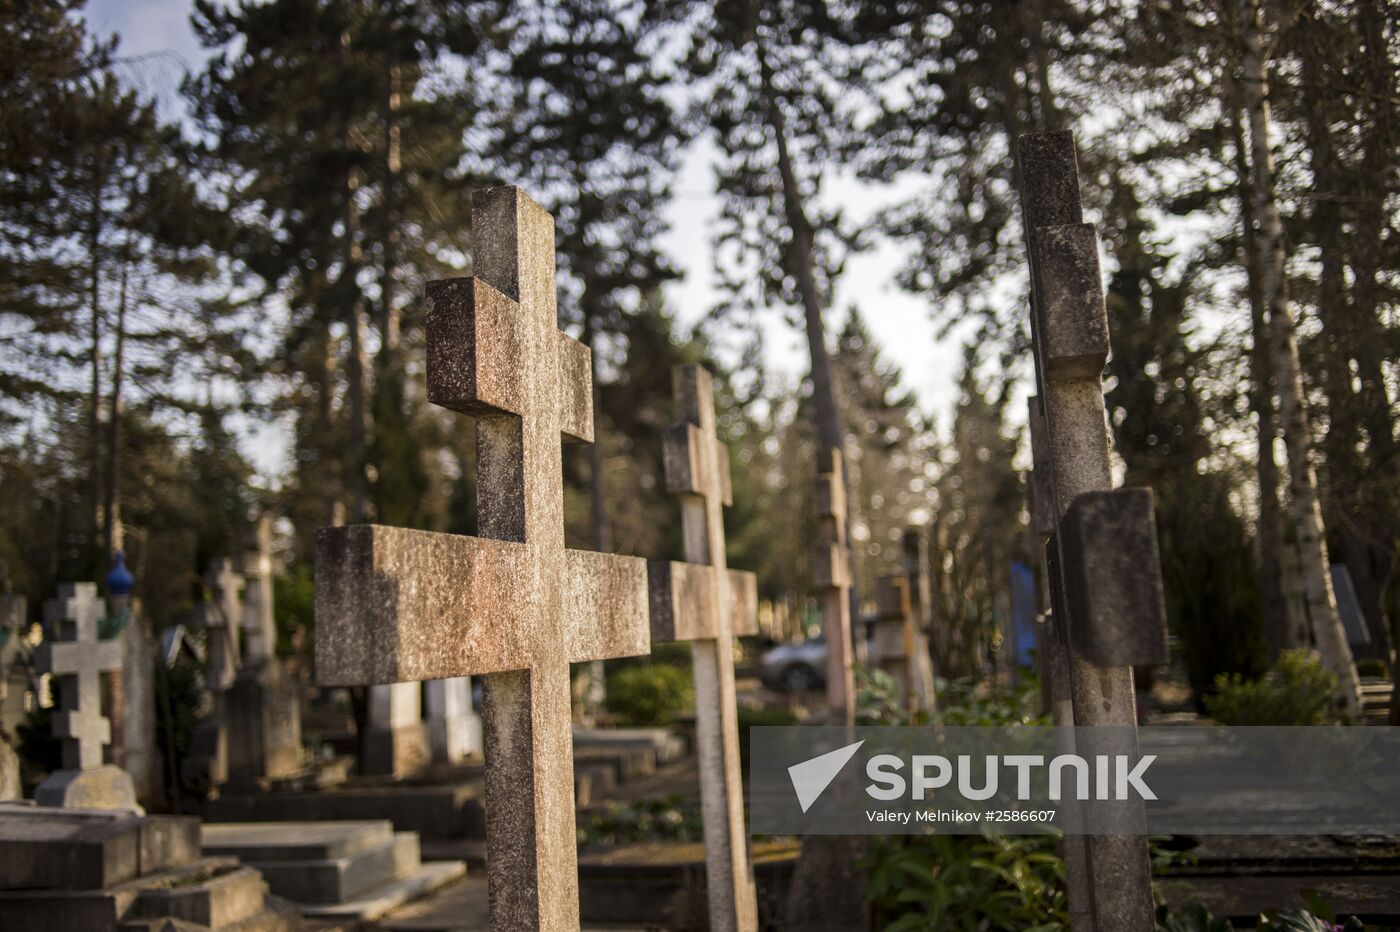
[86,0,974,477]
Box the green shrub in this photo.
[866,832,1067,930]
[605,664,693,727]
[1355,657,1389,679]
[578,793,701,845]
[1203,649,1341,725]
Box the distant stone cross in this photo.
[812,448,854,723]
[202,558,243,692]
[647,364,760,932]
[315,186,649,931]
[37,584,120,771]
[871,575,918,717]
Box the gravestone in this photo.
[0,562,25,800]
[1019,130,1171,930]
[187,558,244,791]
[812,448,854,724]
[33,583,140,811]
[363,682,430,777]
[226,521,305,788]
[871,575,919,717]
[646,363,760,932]
[315,186,650,930]
[424,677,481,764]
[101,553,161,804]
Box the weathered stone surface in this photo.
[1019,129,1156,929]
[34,764,141,813]
[648,564,759,642]
[363,682,431,778]
[1058,488,1170,667]
[646,364,759,932]
[315,186,650,931]
[0,805,198,891]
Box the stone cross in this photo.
[871,575,919,717]
[34,583,139,810]
[315,186,649,931]
[1019,130,1169,930]
[201,559,243,692]
[646,364,760,932]
[812,448,854,723]
[241,517,277,666]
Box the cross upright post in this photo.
[315,186,650,932]
[1019,130,1170,930]
[899,528,938,713]
[202,558,243,692]
[647,364,760,932]
[34,582,140,811]
[812,449,854,724]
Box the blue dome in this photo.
[106,552,135,596]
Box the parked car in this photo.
[760,636,827,693]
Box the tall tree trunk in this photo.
[1238,0,1361,716]
[1229,72,1297,657]
[343,158,369,524]
[87,167,104,573]
[378,53,402,363]
[102,246,129,562]
[756,48,844,458]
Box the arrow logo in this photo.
[788,740,865,813]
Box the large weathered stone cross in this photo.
[315,186,649,931]
[1020,130,1169,930]
[646,365,760,932]
[812,448,854,723]
[36,583,120,770]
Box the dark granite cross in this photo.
[315,187,649,931]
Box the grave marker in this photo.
[1019,130,1169,930]
[899,528,938,712]
[226,522,305,787]
[812,449,854,723]
[315,186,650,931]
[34,582,140,811]
[646,364,760,932]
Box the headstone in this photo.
[0,562,25,800]
[812,448,854,724]
[363,682,430,777]
[1019,129,1170,929]
[646,364,760,932]
[314,186,650,929]
[225,522,304,788]
[33,583,141,811]
[424,677,481,764]
[187,558,244,790]
[103,552,161,804]
[1330,564,1371,649]
[871,575,919,716]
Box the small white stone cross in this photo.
[37,583,121,771]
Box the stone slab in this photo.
[219,831,420,905]
[203,783,484,841]
[572,727,687,764]
[302,860,465,922]
[127,863,268,929]
[0,805,199,891]
[202,820,394,863]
